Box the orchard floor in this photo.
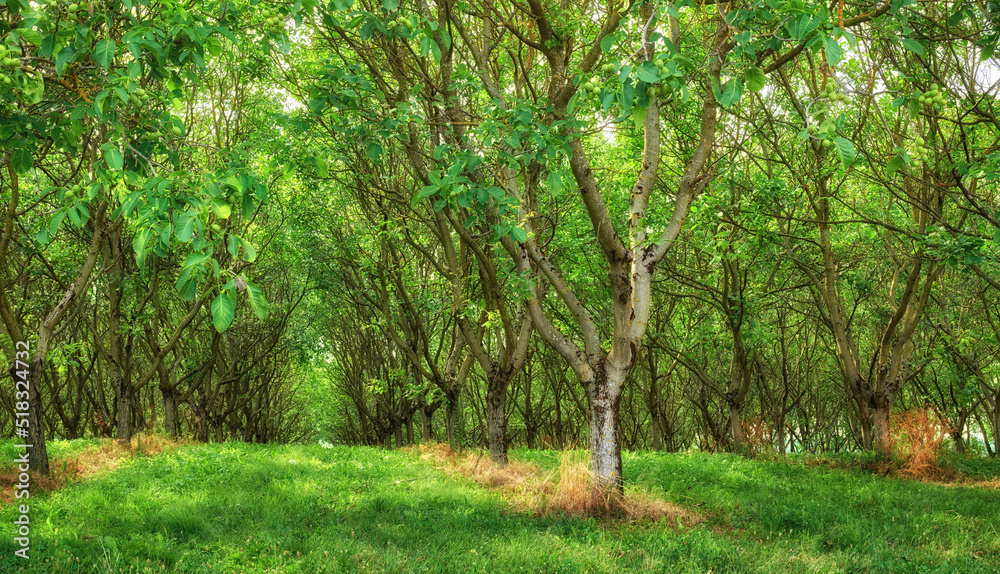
[0,438,998,573]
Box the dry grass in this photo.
[0,433,190,505]
[888,409,954,481]
[412,444,701,524]
[742,416,775,456]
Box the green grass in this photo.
[0,437,106,466]
[0,441,996,573]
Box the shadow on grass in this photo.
[627,451,1000,568]
[0,443,997,573]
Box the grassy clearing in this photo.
[0,439,996,573]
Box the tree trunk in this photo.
[445,394,460,449]
[161,385,178,438]
[420,403,434,442]
[980,383,999,457]
[651,408,664,450]
[993,413,999,458]
[554,381,563,449]
[23,356,50,476]
[646,352,663,451]
[588,364,625,504]
[728,399,744,453]
[108,228,134,446]
[486,368,510,465]
[871,391,894,457]
[115,379,132,446]
[524,374,536,449]
[215,412,225,443]
[12,206,107,474]
[775,409,787,455]
[993,408,1000,458]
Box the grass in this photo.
[0,437,995,573]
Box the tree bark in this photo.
[445,393,461,449]
[419,399,435,442]
[485,367,510,465]
[22,356,51,476]
[162,384,178,438]
[589,364,625,498]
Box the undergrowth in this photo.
[0,438,995,573]
[0,434,189,505]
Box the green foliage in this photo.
[0,0,272,332]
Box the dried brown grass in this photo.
[888,409,954,481]
[413,444,701,524]
[0,433,190,505]
[742,415,774,456]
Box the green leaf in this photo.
[902,39,925,57]
[600,32,619,54]
[211,292,236,332]
[511,226,528,242]
[48,211,66,235]
[204,36,223,57]
[15,29,42,47]
[183,252,211,268]
[886,155,906,177]
[834,137,856,169]
[175,267,198,301]
[429,40,442,64]
[240,237,258,262]
[366,142,383,160]
[787,15,819,39]
[105,147,124,170]
[246,283,268,320]
[547,170,563,195]
[719,80,743,108]
[224,176,243,192]
[242,193,255,219]
[132,228,153,263]
[22,72,44,104]
[11,148,31,174]
[211,201,232,219]
[636,62,660,84]
[55,46,77,75]
[39,34,56,58]
[94,39,117,69]
[67,206,82,227]
[744,66,766,92]
[314,156,329,178]
[823,36,842,67]
[176,212,197,242]
[632,105,647,131]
